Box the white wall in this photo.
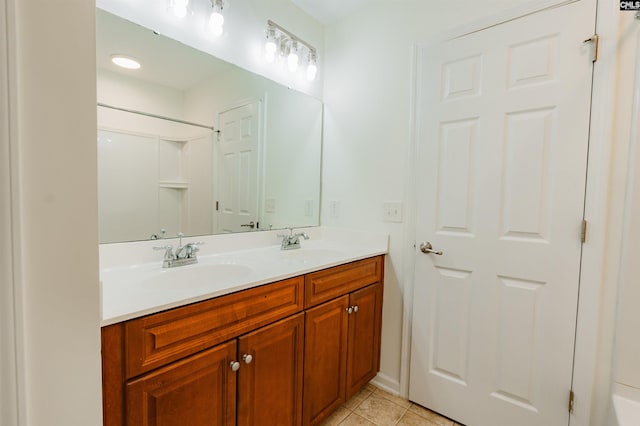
[321,0,537,393]
[98,69,186,121]
[7,0,102,425]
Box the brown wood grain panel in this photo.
[302,296,349,426]
[304,256,382,308]
[125,276,304,378]
[345,283,383,400]
[237,313,304,426]
[102,323,125,426]
[126,341,237,426]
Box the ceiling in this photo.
[290,0,370,25]
[96,9,236,91]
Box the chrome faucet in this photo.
[278,228,310,250]
[153,233,204,268]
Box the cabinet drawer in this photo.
[125,276,304,378]
[304,256,383,308]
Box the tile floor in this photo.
[320,384,463,426]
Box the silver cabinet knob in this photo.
[419,242,443,255]
[243,354,253,364]
[353,305,359,313]
[346,307,353,314]
[230,361,240,371]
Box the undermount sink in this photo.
[282,248,344,263]
[141,263,253,291]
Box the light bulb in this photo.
[287,42,299,72]
[111,55,141,70]
[208,11,224,36]
[265,28,277,63]
[169,0,189,18]
[306,62,317,81]
[288,52,299,72]
[265,40,277,62]
[174,5,187,18]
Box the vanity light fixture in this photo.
[207,0,225,37]
[111,55,141,70]
[265,20,318,80]
[168,0,190,18]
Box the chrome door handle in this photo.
[242,354,253,364]
[419,242,443,255]
[230,361,240,371]
[241,221,255,229]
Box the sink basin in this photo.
[141,263,253,291]
[282,248,344,263]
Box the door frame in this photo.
[1,0,21,422]
[400,1,628,424]
[213,97,265,233]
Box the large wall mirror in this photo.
[96,8,322,244]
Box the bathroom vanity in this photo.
[100,229,387,426]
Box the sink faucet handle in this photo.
[153,245,175,260]
[177,232,184,247]
[185,241,204,250]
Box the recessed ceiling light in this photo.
[111,55,141,70]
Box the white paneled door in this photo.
[215,101,261,233]
[409,1,597,425]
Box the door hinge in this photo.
[216,201,219,211]
[583,34,599,62]
[569,390,575,414]
[581,219,588,243]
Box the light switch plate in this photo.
[383,202,403,222]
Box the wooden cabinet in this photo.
[123,313,304,426]
[101,256,384,426]
[237,313,304,426]
[125,277,304,378]
[126,341,237,426]
[302,256,384,426]
[346,284,383,399]
[302,296,350,425]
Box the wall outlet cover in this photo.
[265,197,276,213]
[383,202,403,223]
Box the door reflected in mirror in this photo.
[96,9,322,244]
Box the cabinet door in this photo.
[346,283,383,400]
[126,341,237,426]
[303,296,349,426]
[237,313,304,426]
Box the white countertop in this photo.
[100,227,388,326]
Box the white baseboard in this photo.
[370,372,401,396]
